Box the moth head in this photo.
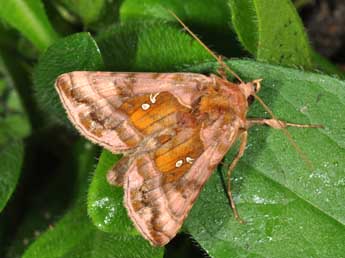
[239,79,262,100]
[251,79,262,93]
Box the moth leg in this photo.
[247,118,323,129]
[107,156,131,186]
[226,131,248,224]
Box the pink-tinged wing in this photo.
[55,71,213,153]
[106,90,200,186]
[123,114,242,246]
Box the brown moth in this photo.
[55,13,320,246]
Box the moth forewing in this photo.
[55,71,212,153]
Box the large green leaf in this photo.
[86,23,344,257]
[184,59,345,257]
[0,0,58,51]
[228,0,313,68]
[87,59,345,258]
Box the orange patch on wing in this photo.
[154,131,203,178]
[119,95,150,115]
[123,92,189,135]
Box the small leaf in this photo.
[228,0,258,54]
[228,0,313,68]
[120,0,230,30]
[87,151,134,234]
[119,0,245,58]
[0,0,58,51]
[96,22,210,71]
[34,32,104,124]
[60,0,106,25]
[87,152,161,257]
[0,133,24,212]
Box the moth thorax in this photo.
[176,112,197,128]
[199,94,230,114]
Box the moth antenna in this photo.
[168,10,244,83]
[253,93,315,170]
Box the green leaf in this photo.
[34,32,104,124]
[87,22,344,256]
[228,0,257,54]
[0,133,24,212]
[184,59,345,258]
[87,151,164,257]
[96,22,210,72]
[120,0,229,29]
[60,0,106,25]
[119,0,243,57]
[87,151,133,233]
[229,0,313,68]
[85,60,345,258]
[0,0,58,51]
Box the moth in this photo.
[55,13,320,246]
